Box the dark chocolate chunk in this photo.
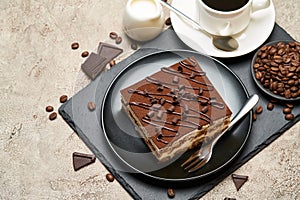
[157,110,163,119]
[201,106,208,113]
[167,105,175,113]
[72,152,96,171]
[159,98,166,105]
[81,52,107,80]
[200,99,208,105]
[190,72,196,79]
[173,76,179,83]
[231,173,248,191]
[184,104,189,113]
[97,42,123,64]
[152,104,162,110]
[157,85,164,91]
[147,110,155,118]
[198,88,203,95]
[178,85,185,91]
[172,117,179,125]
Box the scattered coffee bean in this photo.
[109,60,116,67]
[253,41,300,99]
[165,17,172,26]
[81,51,89,58]
[267,102,274,110]
[131,43,138,50]
[87,101,96,111]
[283,107,292,114]
[115,36,122,44]
[71,42,79,50]
[49,112,57,120]
[285,113,294,120]
[46,105,54,112]
[59,95,68,103]
[109,32,118,39]
[106,173,115,182]
[224,198,236,200]
[255,105,263,114]
[252,113,257,121]
[167,188,175,198]
[285,103,294,109]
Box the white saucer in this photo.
[171,0,275,58]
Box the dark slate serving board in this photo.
[59,24,299,199]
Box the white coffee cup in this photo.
[123,0,165,42]
[196,0,270,36]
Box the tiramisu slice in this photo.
[120,57,232,161]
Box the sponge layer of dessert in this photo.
[120,57,232,161]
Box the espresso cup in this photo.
[196,0,270,36]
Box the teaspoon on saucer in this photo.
[160,0,239,52]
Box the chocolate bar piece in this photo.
[72,152,96,171]
[81,53,107,80]
[231,173,249,191]
[81,42,123,80]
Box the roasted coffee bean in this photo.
[167,188,175,198]
[252,113,257,121]
[106,173,115,182]
[109,60,116,67]
[81,51,89,58]
[285,113,294,120]
[46,105,54,112]
[87,101,96,111]
[165,17,172,26]
[115,36,122,44]
[60,95,68,103]
[131,43,138,50]
[283,107,292,114]
[49,112,57,120]
[255,105,263,114]
[267,102,274,110]
[109,32,118,39]
[285,103,294,108]
[71,42,79,50]
[253,41,300,99]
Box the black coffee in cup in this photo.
[202,0,249,12]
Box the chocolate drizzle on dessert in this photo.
[125,57,227,145]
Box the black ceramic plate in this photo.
[101,50,252,181]
[251,40,300,102]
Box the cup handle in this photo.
[252,0,270,13]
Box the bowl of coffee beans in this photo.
[251,40,300,101]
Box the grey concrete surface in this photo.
[0,0,299,199]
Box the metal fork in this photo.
[181,94,259,173]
